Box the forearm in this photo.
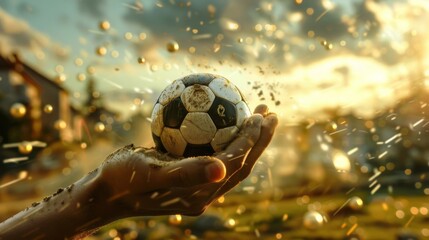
[0,169,115,240]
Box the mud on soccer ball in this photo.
[151,73,251,157]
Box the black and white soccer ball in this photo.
[151,73,251,157]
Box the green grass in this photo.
[91,188,429,239]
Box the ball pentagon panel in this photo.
[235,100,252,127]
[181,85,215,112]
[208,77,242,104]
[184,144,215,157]
[163,97,188,128]
[208,97,237,129]
[180,112,216,145]
[161,127,188,157]
[150,103,164,136]
[211,126,239,152]
[158,79,186,105]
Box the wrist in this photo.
[0,168,115,239]
[71,168,120,228]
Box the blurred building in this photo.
[0,54,74,144]
[270,91,429,192]
[0,53,79,176]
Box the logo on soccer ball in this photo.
[151,73,251,157]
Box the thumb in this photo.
[156,157,226,188]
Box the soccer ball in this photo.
[151,73,251,157]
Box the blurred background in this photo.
[1,0,429,239]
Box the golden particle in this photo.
[303,211,325,230]
[18,142,33,154]
[55,74,66,83]
[166,41,180,52]
[54,120,67,130]
[77,73,86,82]
[96,46,107,56]
[348,196,364,210]
[168,214,182,225]
[10,103,26,118]
[124,32,133,40]
[99,21,110,31]
[94,122,105,133]
[137,57,146,64]
[44,104,53,113]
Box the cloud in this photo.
[122,0,228,57]
[77,0,107,18]
[120,0,300,68]
[286,0,350,41]
[0,2,11,10]
[244,54,414,122]
[118,0,386,68]
[0,8,69,59]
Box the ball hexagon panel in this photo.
[184,144,215,157]
[163,97,188,128]
[236,100,252,127]
[208,97,237,129]
[209,77,242,104]
[181,85,215,112]
[151,103,164,136]
[182,73,216,86]
[211,126,239,152]
[158,80,186,105]
[161,127,187,157]
[180,112,216,145]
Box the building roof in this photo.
[0,54,14,70]
[0,53,68,93]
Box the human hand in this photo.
[0,105,277,240]
[97,104,278,219]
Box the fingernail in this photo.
[205,161,226,182]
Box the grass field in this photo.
[90,186,429,240]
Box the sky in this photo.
[1,0,429,123]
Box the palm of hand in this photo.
[98,105,277,218]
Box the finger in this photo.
[191,114,264,198]
[245,113,278,166]
[253,104,269,116]
[215,113,278,196]
[150,157,226,189]
[216,114,263,177]
[156,114,266,204]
